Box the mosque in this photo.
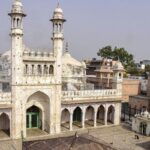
[0,0,124,139]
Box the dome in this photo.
[62,52,83,67]
[54,7,63,14]
[13,0,23,7]
[143,110,149,117]
[113,61,124,70]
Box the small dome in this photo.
[13,0,23,7]
[113,61,124,70]
[54,7,63,14]
[62,52,84,67]
[143,110,149,117]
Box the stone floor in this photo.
[27,129,48,137]
[0,130,10,139]
[89,124,150,150]
[1,124,150,150]
[0,139,22,150]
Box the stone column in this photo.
[94,109,97,127]
[82,109,86,129]
[70,112,73,131]
[104,106,108,125]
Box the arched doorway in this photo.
[139,122,147,135]
[26,106,42,129]
[85,106,94,127]
[26,91,50,136]
[0,113,10,136]
[61,109,70,131]
[97,105,105,126]
[73,107,82,128]
[107,105,115,124]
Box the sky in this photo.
[0,0,150,62]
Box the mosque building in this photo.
[0,0,124,139]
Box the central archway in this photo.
[26,91,50,136]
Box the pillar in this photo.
[94,109,97,127]
[104,106,108,125]
[70,112,73,131]
[82,108,85,128]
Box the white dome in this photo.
[13,1,23,7]
[54,7,63,14]
[113,61,124,70]
[62,52,83,67]
[143,110,149,117]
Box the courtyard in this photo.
[0,124,150,150]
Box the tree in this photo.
[97,46,113,59]
[97,46,135,69]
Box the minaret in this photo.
[50,3,66,83]
[112,61,124,94]
[8,0,26,85]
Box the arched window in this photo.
[44,65,48,75]
[38,65,42,75]
[49,65,54,75]
[17,18,20,27]
[25,64,28,75]
[13,18,16,28]
[119,73,122,79]
[31,65,34,75]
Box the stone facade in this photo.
[132,110,150,136]
[0,0,123,140]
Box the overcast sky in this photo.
[0,0,150,62]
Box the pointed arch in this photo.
[85,106,94,127]
[61,108,70,131]
[0,113,10,136]
[107,105,115,124]
[26,91,50,135]
[73,107,82,128]
[97,105,105,125]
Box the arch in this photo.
[61,108,70,131]
[107,105,115,124]
[49,65,54,75]
[26,91,50,134]
[26,105,42,129]
[44,65,48,75]
[73,107,82,128]
[17,18,20,27]
[25,64,28,75]
[85,106,94,127]
[0,113,10,136]
[97,105,105,125]
[37,65,42,75]
[31,64,34,75]
[139,122,147,135]
[13,18,16,28]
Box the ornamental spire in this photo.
[57,0,60,7]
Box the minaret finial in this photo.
[57,0,60,7]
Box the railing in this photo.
[62,89,122,100]
[0,92,11,102]
[23,51,55,62]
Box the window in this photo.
[49,65,54,75]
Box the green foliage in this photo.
[145,65,150,72]
[97,46,135,69]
